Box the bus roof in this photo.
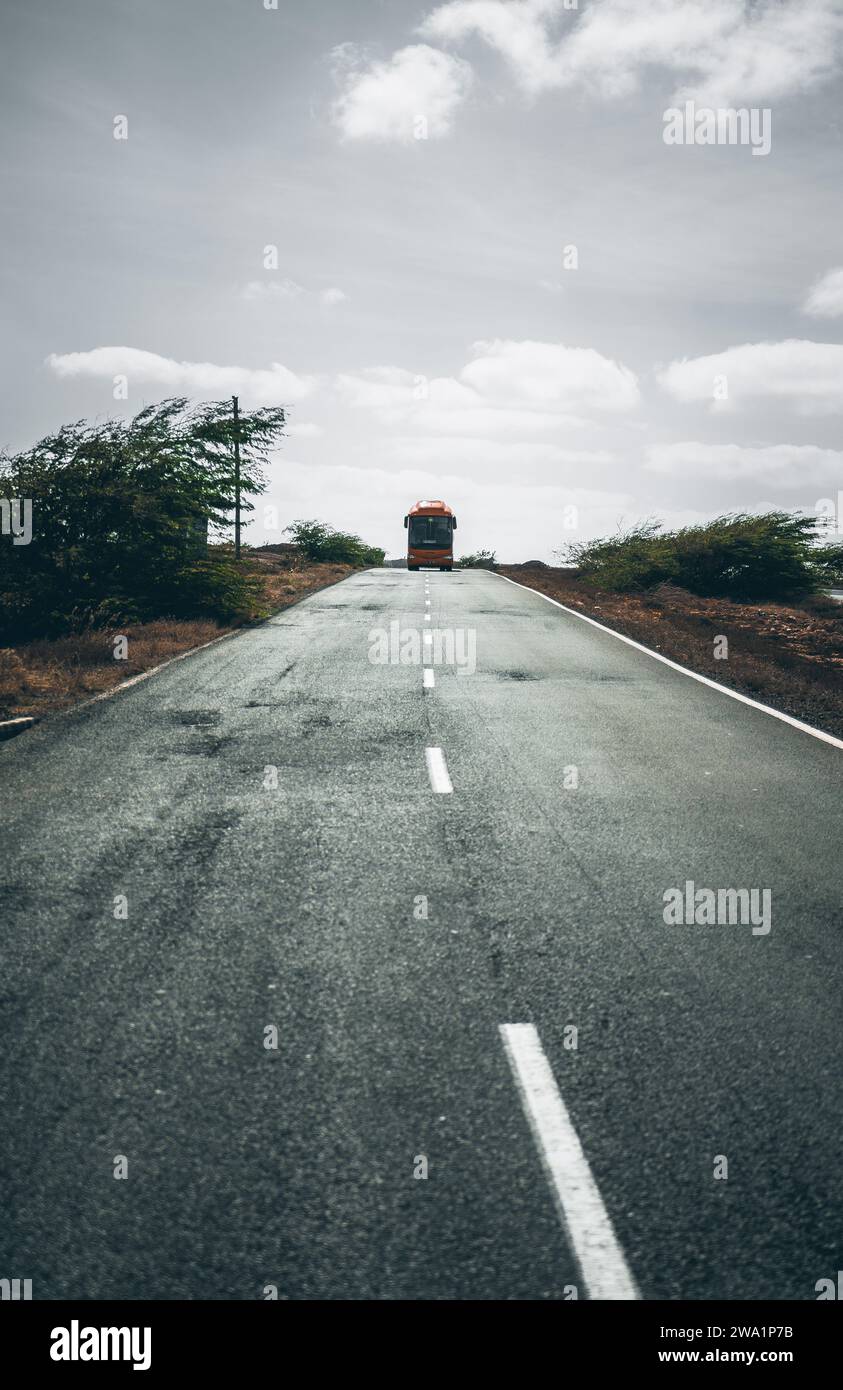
[408,499,453,516]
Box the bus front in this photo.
[404,501,456,571]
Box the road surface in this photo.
[1,568,841,1300]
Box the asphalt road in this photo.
[1,567,841,1301]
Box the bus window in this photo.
[408,515,452,548]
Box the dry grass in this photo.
[0,622,225,720]
[245,550,353,610]
[0,554,354,723]
[500,566,843,739]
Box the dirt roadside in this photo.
[499,565,843,740]
[0,555,353,724]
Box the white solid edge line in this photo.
[423,668,435,689]
[499,1023,639,1301]
[425,746,453,793]
[495,571,843,753]
[79,629,240,709]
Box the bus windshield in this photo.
[408,516,452,548]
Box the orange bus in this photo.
[404,499,457,571]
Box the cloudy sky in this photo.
[3,0,843,560]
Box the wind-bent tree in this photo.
[0,397,286,638]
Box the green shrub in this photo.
[565,513,825,601]
[563,521,672,591]
[457,549,497,569]
[170,554,267,623]
[285,519,385,567]
[810,542,843,585]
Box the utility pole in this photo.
[232,394,241,560]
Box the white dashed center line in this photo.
[423,669,435,689]
[425,746,453,793]
[499,1022,639,1301]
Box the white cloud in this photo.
[336,340,639,437]
[420,0,843,106]
[285,421,324,438]
[337,370,575,434]
[331,43,473,141]
[657,340,843,414]
[385,436,615,470]
[803,267,843,318]
[242,279,305,301]
[242,280,347,307]
[462,339,640,412]
[645,441,843,488]
[421,0,566,95]
[335,366,421,412]
[46,347,314,404]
